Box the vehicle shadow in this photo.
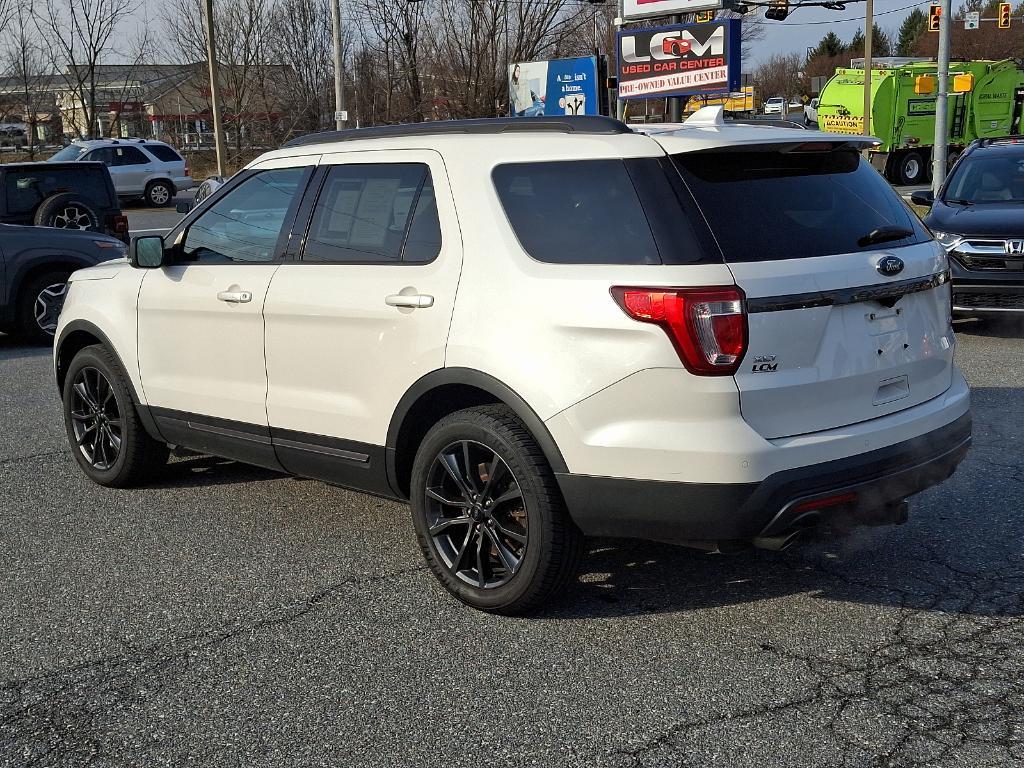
[954,316,1024,338]
[154,453,284,489]
[0,333,51,360]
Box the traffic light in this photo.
[998,2,1011,28]
[928,3,941,32]
[765,0,789,21]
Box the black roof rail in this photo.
[282,116,632,148]
[978,134,1024,147]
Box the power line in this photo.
[760,0,929,24]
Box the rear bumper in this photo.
[556,411,971,545]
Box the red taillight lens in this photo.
[791,492,858,514]
[612,286,748,376]
[184,162,191,176]
[109,214,129,234]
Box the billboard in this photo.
[508,56,600,117]
[623,0,723,20]
[616,20,741,100]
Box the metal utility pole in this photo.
[615,0,625,120]
[667,13,683,122]
[862,0,873,137]
[330,0,347,130]
[202,0,227,178]
[932,0,952,194]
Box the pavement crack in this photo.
[0,563,427,766]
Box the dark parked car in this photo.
[0,224,126,343]
[912,137,1024,316]
[0,161,129,243]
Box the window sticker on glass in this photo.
[350,177,401,248]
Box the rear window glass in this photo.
[145,144,183,163]
[4,167,112,215]
[492,158,710,265]
[673,150,930,262]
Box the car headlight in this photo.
[930,230,963,250]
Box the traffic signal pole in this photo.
[932,0,952,194]
[667,14,683,122]
[862,0,873,137]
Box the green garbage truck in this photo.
[817,59,1024,185]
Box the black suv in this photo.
[913,137,1024,315]
[0,161,129,243]
[0,224,126,343]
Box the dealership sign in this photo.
[623,0,723,20]
[617,20,741,100]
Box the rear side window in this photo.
[673,150,930,262]
[4,167,112,215]
[492,159,709,265]
[302,163,442,263]
[145,144,183,163]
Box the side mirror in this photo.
[176,199,194,214]
[129,235,166,269]
[910,189,934,207]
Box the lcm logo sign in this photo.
[620,26,725,63]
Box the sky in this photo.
[748,0,932,64]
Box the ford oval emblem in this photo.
[876,255,905,277]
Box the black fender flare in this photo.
[6,252,92,309]
[54,319,165,442]
[385,368,569,498]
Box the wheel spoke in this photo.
[73,381,97,409]
[70,410,92,422]
[475,530,486,588]
[104,425,122,453]
[462,441,480,493]
[489,483,523,508]
[429,515,471,536]
[426,487,470,508]
[440,452,474,501]
[479,453,506,504]
[492,520,527,545]
[76,422,97,445]
[449,525,474,575]
[485,527,520,575]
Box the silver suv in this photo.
[49,139,194,207]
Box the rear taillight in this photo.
[611,286,747,376]
[108,214,129,234]
[184,161,190,176]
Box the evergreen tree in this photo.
[896,8,927,56]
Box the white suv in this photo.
[54,109,971,614]
[49,139,193,207]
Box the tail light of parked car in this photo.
[611,286,747,376]
[184,160,191,176]
[107,214,130,243]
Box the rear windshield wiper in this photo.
[857,226,915,247]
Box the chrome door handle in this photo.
[217,290,252,303]
[385,293,434,308]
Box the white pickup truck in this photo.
[804,98,819,125]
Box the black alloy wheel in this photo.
[34,281,68,337]
[69,365,123,471]
[410,405,584,614]
[425,440,528,589]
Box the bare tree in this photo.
[2,1,48,155]
[270,0,338,133]
[35,0,138,138]
[753,52,803,104]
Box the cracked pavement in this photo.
[1,318,1022,767]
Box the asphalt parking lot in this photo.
[1,320,1023,767]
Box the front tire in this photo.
[145,181,173,207]
[17,270,70,344]
[410,405,583,615]
[62,345,169,487]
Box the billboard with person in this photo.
[508,56,600,117]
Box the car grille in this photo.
[953,292,1024,311]
[952,238,1024,271]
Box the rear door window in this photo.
[672,149,930,262]
[301,163,441,263]
[4,167,112,214]
[492,159,710,265]
[113,146,149,166]
[145,144,184,163]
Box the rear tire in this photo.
[145,180,173,207]
[34,193,100,232]
[897,150,926,185]
[62,345,169,487]
[410,405,584,615]
[17,270,70,344]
